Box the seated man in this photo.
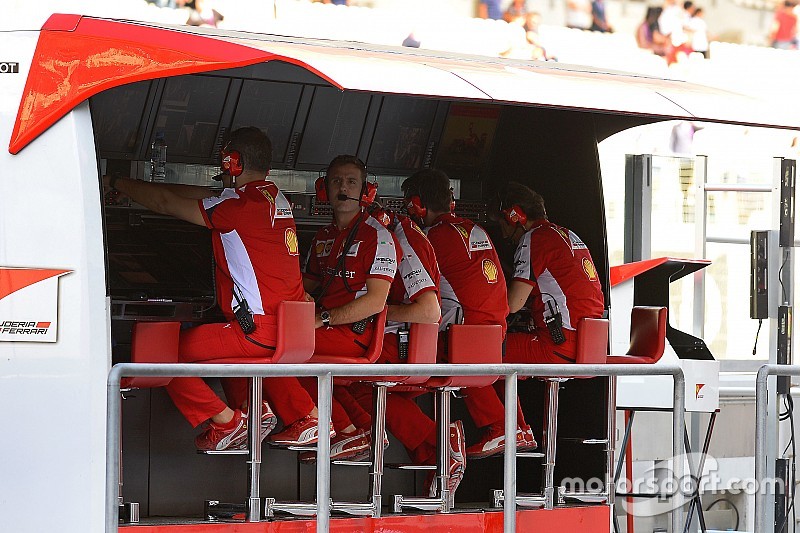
[273,155,398,459]
[465,181,606,458]
[104,127,321,451]
[399,170,528,461]
[348,208,466,497]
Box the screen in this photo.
[368,96,438,171]
[436,103,500,172]
[297,87,370,168]
[91,80,151,157]
[106,209,215,304]
[231,80,304,165]
[152,75,230,161]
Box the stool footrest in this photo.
[332,459,372,467]
[517,451,546,458]
[204,500,246,521]
[198,449,249,455]
[492,489,546,509]
[386,462,437,470]
[265,500,319,517]
[561,490,608,503]
[392,494,447,513]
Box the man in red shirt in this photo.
[103,127,320,451]
[399,169,518,461]
[467,182,606,458]
[275,155,399,459]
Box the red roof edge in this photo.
[8,15,341,154]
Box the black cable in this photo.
[753,318,763,356]
[704,498,739,531]
[778,251,789,304]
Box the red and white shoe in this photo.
[424,421,466,501]
[467,425,536,459]
[518,424,538,451]
[267,415,336,447]
[195,410,249,451]
[299,428,372,463]
[259,401,278,441]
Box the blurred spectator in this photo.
[504,0,530,23]
[524,12,555,60]
[186,0,223,27]
[478,0,504,20]
[590,0,613,32]
[566,0,593,30]
[402,32,421,48]
[659,0,691,63]
[637,7,667,56]
[686,7,709,57]
[501,11,554,60]
[670,121,704,155]
[769,1,798,49]
[322,0,350,5]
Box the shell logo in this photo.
[285,228,299,256]
[482,259,499,284]
[315,240,325,256]
[582,257,598,281]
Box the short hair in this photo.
[326,155,367,185]
[226,127,272,173]
[402,169,453,213]
[499,182,547,221]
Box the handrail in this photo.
[107,362,685,533]
[754,365,800,533]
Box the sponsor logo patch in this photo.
[0,62,19,74]
[582,257,598,281]
[695,383,705,400]
[285,228,299,256]
[482,259,499,284]
[0,267,71,342]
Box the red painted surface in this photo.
[0,268,70,301]
[119,507,609,533]
[609,257,711,287]
[9,14,339,154]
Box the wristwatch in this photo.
[320,310,331,328]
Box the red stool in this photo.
[606,306,667,533]
[393,324,504,513]
[493,317,609,510]
[126,301,316,522]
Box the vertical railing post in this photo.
[504,372,518,533]
[671,369,685,533]
[106,369,121,533]
[316,372,332,533]
[755,366,770,533]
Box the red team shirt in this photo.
[385,214,440,332]
[425,213,508,336]
[303,211,399,314]
[513,219,604,331]
[199,180,305,321]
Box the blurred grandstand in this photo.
[6,0,799,101]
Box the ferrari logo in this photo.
[285,228,299,256]
[582,258,598,281]
[259,188,275,204]
[456,225,469,242]
[482,259,499,284]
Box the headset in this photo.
[404,189,456,220]
[501,204,528,227]
[314,160,378,206]
[213,143,244,182]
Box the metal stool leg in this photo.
[369,384,388,517]
[542,379,560,510]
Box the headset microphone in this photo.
[337,193,362,203]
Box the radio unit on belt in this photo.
[232,285,256,335]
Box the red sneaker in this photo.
[467,425,536,459]
[424,421,466,500]
[195,410,249,451]
[299,428,372,463]
[268,415,336,447]
[519,424,538,451]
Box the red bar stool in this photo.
[393,324,504,514]
[606,306,667,533]
[265,306,392,518]
[125,301,316,522]
[492,316,610,510]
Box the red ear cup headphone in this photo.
[501,204,528,227]
[450,197,456,213]
[315,176,378,205]
[220,148,243,178]
[405,195,427,219]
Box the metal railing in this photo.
[107,362,686,533]
[755,364,800,533]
